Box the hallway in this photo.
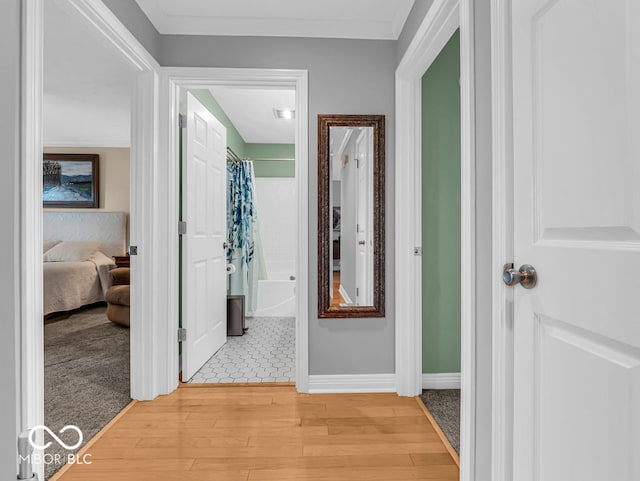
[52,385,459,481]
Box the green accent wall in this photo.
[188,89,246,157]
[246,143,295,177]
[421,30,461,374]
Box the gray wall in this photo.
[101,0,161,62]
[397,0,435,64]
[0,0,22,477]
[157,35,397,375]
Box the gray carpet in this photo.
[44,306,130,479]
[420,389,460,454]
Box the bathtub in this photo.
[249,278,296,318]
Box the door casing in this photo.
[490,1,515,480]
[395,0,480,480]
[161,68,310,393]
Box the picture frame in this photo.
[332,206,341,231]
[43,153,100,208]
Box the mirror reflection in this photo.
[329,127,374,307]
[318,114,384,318]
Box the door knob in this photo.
[503,263,537,289]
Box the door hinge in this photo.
[177,328,187,342]
[128,245,138,256]
[178,221,187,235]
[414,247,422,256]
[179,113,187,129]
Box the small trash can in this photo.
[227,295,246,336]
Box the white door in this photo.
[182,92,227,381]
[511,1,640,480]
[355,129,372,305]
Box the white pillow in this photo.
[43,241,101,262]
[43,239,61,254]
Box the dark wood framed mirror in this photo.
[318,114,385,318]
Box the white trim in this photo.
[490,0,514,479]
[135,0,413,40]
[338,284,353,305]
[21,2,45,478]
[160,67,310,393]
[130,69,164,400]
[422,373,462,389]
[309,374,396,393]
[43,139,131,148]
[458,1,477,481]
[395,1,477,481]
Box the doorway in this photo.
[419,28,462,461]
[163,69,309,392]
[20,1,160,479]
[181,87,298,384]
[40,1,141,478]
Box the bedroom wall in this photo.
[43,147,131,244]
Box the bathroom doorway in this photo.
[168,72,308,389]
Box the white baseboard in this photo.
[309,374,396,393]
[339,285,353,305]
[422,373,461,389]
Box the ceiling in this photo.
[209,87,295,144]
[44,1,135,147]
[135,0,415,39]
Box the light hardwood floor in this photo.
[52,385,459,481]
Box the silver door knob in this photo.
[503,263,537,289]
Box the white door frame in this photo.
[21,2,166,475]
[490,1,515,479]
[160,68,310,392]
[394,0,477,480]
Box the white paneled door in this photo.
[511,1,640,480]
[182,92,227,381]
[355,128,373,305]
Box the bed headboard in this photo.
[43,212,126,257]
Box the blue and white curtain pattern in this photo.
[226,160,261,312]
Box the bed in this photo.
[43,212,126,316]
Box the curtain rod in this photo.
[246,157,295,162]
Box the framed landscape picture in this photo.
[43,154,100,208]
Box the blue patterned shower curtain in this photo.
[227,160,260,312]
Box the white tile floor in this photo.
[188,317,295,383]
